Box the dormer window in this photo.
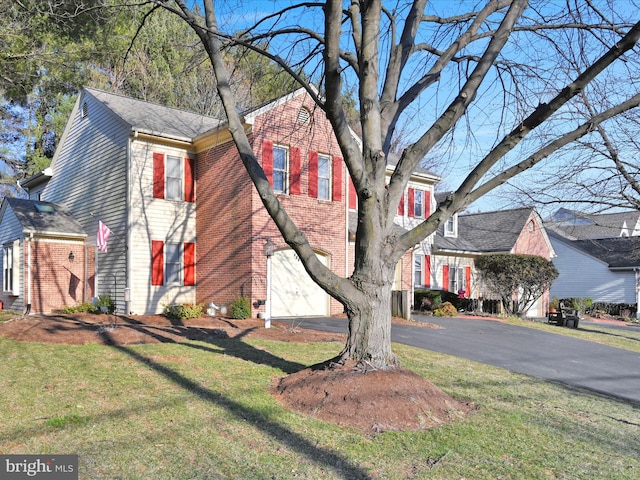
[444,214,458,237]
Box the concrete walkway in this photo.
[297,315,640,406]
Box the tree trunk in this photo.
[340,274,398,369]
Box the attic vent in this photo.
[82,102,89,118]
[297,107,311,124]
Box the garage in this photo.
[271,249,329,317]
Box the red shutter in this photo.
[442,265,449,291]
[465,266,471,298]
[424,255,431,288]
[184,157,195,202]
[184,242,195,286]
[398,193,405,216]
[408,188,415,217]
[151,240,164,286]
[290,147,301,195]
[348,178,357,210]
[425,190,431,217]
[332,156,343,201]
[308,151,318,198]
[153,153,165,199]
[262,140,273,186]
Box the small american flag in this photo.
[97,221,112,252]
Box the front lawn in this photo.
[1,335,638,479]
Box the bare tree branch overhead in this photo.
[140,0,640,368]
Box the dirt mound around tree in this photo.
[272,360,477,433]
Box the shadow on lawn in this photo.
[99,329,371,480]
[96,322,308,375]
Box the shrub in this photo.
[95,294,114,314]
[62,302,98,314]
[433,301,458,317]
[163,303,204,321]
[230,296,251,319]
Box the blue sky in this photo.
[206,1,639,216]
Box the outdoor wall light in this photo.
[68,251,75,262]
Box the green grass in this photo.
[504,317,640,353]
[1,333,638,479]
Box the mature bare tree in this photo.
[150,0,640,369]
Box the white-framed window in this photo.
[318,154,332,200]
[448,266,465,293]
[3,244,13,293]
[414,189,424,218]
[165,155,183,200]
[165,243,182,285]
[273,145,289,194]
[445,214,458,237]
[414,255,423,287]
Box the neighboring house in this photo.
[545,208,640,317]
[428,206,556,317]
[0,87,429,317]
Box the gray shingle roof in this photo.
[571,236,640,268]
[546,208,640,240]
[434,207,534,253]
[6,198,86,237]
[84,87,222,141]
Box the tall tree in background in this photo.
[151,0,640,369]
[0,0,297,189]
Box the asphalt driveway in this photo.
[296,315,640,406]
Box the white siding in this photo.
[129,141,196,314]
[550,237,636,303]
[0,209,25,312]
[42,92,129,309]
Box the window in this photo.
[414,189,423,218]
[165,243,182,285]
[3,244,13,292]
[165,156,182,200]
[448,266,465,294]
[273,145,289,193]
[414,255,423,287]
[153,153,195,202]
[445,214,458,237]
[151,241,195,287]
[318,154,332,200]
[407,188,428,218]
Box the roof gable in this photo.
[434,207,535,254]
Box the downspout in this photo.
[125,132,136,314]
[345,162,349,279]
[636,268,640,320]
[27,233,33,313]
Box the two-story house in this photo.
[0,87,358,317]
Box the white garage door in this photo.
[271,249,329,317]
